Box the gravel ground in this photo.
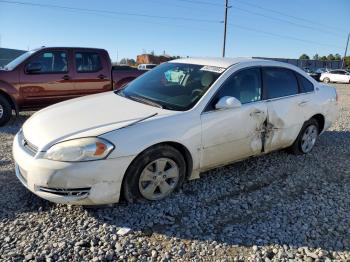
[0,83,349,262]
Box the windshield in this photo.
[4,51,35,70]
[116,62,224,111]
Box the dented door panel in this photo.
[264,95,308,152]
[200,102,267,169]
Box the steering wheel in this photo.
[191,89,203,97]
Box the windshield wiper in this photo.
[129,95,163,109]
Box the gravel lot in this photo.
[0,83,349,261]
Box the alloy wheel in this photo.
[0,104,3,119]
[301,125,318,153]
[138,158,180,200]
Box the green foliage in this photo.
[344,56,350,68]
[313,54,319,60]
[327,54,335,60]
[299,54,310,60]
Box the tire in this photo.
[122,145,186,203]
[0,95,12,127]
[323,77,330,83]
[289,118,319,155]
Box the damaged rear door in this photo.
[261,67,305,152]
[200,67,267,169]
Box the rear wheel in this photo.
[0,95,12,127]
[123,145,186,202]
[323,77,330,83]
[290,118,319,155]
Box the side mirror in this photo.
[25,62,42,74]
[215,96,242,110]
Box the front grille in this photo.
[19,131,38,156]
[38,186,91,197]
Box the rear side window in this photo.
[263,67,298,99]
[75,52,102,73]
[296,73,314,93]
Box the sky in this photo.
[0,0,349,62]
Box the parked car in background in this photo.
[138,64,157,70]
[320,69,350,83]
[13,57,339,205]
[0,47,145,126]
[303,68,321,81]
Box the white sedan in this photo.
[320,69,350,83]
[13,58,339,205]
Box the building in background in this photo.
[253,57,342,70]
[0,48,26,67]
[136,53,176,65]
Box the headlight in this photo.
[44,137,114,162]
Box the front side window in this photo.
[263,67,298,99]
[296,73,314,93]
[4,50,35,71]
[27,51,68,73]
[75,52,102,72]
[116,63,223,111]
[207,67,262,111]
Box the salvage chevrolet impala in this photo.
[13,58,339,205]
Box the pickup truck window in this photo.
[27,51,68,74]
[75,52,102,73]
[3,51,35,71]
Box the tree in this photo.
[344,56,350,68]
[334,53,341,60]
[327,54,335,60]
[319,56,328,61]
[313,54,319,60]
[299,54,310,60]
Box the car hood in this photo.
[22,92,174,150]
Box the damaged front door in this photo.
[200,67,267,169]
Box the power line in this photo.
[176,0,223,7]
[231,5,346,38]
[0,0,221,24]
[229,23,343,50]
[233,0,345,32]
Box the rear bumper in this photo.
[13,133,134,205]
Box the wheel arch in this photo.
[120,141,194,201]
[0,89,18,115]
[310,113,325,133]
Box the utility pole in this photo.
[341,32,350,69]
[222,0,229,57]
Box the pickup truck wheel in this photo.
[123,145,186,203]
[0,95,12,126]
[289,119,319,155]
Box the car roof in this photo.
[169,57,265,69]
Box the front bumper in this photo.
[13,133,134,205]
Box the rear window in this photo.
[296,73,314,93]
[75,52,102,73]
[263,67,298,99]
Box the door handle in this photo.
[250,110,264,116]
[62,75,70,80]
[298,100,309,106]
[98,74,106,79]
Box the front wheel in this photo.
[289,119,319,155]
[123,145,186,202]
[0,95,12,127]
[323,77,330,83]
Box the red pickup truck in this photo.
[0,47,145,126]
